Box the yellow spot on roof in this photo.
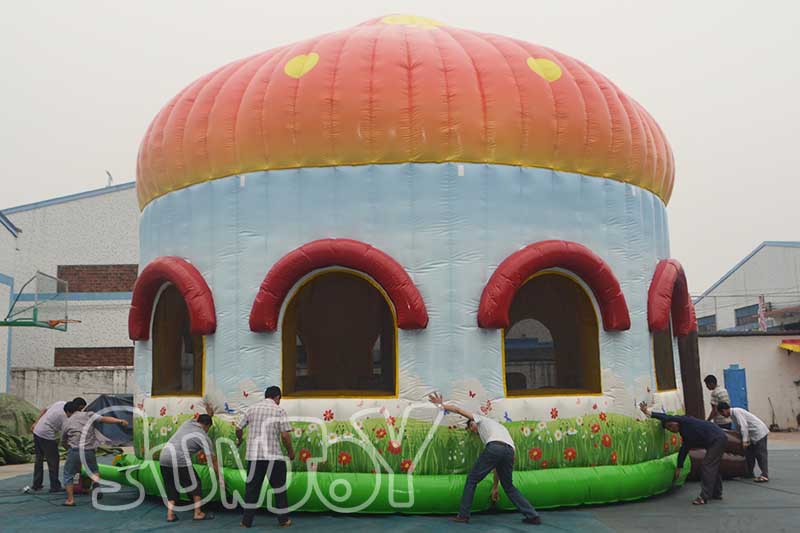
[527,57,562,82]
[381,14,444,29]
[284,53,319,79]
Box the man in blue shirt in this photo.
[639,402,727,505]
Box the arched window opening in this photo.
[504,273,601,396]
[653,321,677,390]
[282,271,396,397]
[152,285,204,396]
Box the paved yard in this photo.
[1,436,797,532]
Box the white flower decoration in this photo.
[172,415,179,425]
[293,428,303,438]
[566,428,577,436]
[576,417,584,426]
[537,421,547,431]
[159,427,169,437]
[327,433,339,444]
[554,429,563,441]
[521,426,532,437]
[307,424,318,433]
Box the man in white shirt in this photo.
[428,392,540,526]
[29,397,86,492]
[717,401,769,482]
[704,375,733,429]
[236,386,295,528]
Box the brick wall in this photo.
[54,347,134,367]
[57,264,138,292]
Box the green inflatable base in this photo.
[99,454,687,513]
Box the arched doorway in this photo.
[151,285,204,396]
[282,271,397,397]
[504,273,601,396]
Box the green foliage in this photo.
[134,411,682,475]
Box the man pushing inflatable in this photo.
[428,392,541,526]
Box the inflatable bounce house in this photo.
[108,14,705,512]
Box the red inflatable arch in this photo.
[478,240,631,331]
[648,259,697,337]
[128,256,217,340]
[249,239,428,332]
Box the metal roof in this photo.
[1,181,135,215]
[693,241,800,305]
[0,210,20,237]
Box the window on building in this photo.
[697,314,717,334]
[734,304,759,328]
[282,271,396,397]
[503,273,601,395]
[653,324,677,390]
[151,285,204,396]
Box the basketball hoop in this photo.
[0,271,76,331]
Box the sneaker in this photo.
[450,516,470,524]
[279,519,293,528]
[49,487,65,493]
[523,516,542,525]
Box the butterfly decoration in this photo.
[356,399,364,407]
[503,411,512,423]
[479,399,493,415]
[468,390,476,398]
[223,402,236,414]
[242,390,250,398]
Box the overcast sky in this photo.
[1,1,798,294]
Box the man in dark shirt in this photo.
[639,402,727,505]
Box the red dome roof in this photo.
[136,15,674,209]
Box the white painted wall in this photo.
[694,244,800,330]
[3,185,139,370]
[10,366,134,409]
[698,334,800,429]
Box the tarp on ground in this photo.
[86,394,134,445]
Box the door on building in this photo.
[723,364,748,410]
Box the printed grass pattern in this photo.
[134,411,682,475]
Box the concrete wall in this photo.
[694,244,800,330]
[10,366,134,409]
[3,184,138,369]
[699,334,800,429]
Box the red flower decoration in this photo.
[189,404,194,410]
[337,451,352,466]
[599,412,607,422]
[388,416,396,427]
[564,447,577,461]
[540,460,549,469]
[400,459,414,473]
[193,412,200,420]
[594,443,598,448]
[591,423,601,433]
[375,428,387,439]
[663,442,669,452]
[601,434,612,448]
[592,403,598,410]
[159,406,167,417]
[610,451,618,464]
[387,440,402,455]
[323,409,334,421]
[299,449,312,463]
[197,451,207,464]
[528,447,543,461]
[670,434,677,446]
[550,408,558,420]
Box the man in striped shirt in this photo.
[236,386,295,528]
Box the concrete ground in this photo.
[1,435,798,533]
